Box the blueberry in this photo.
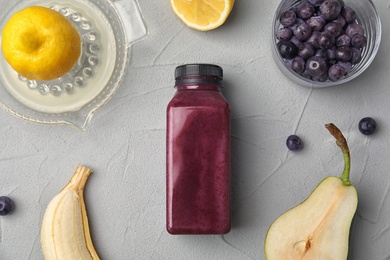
[315,49,329,61]
[351,34,367,48]
[291,56,306,74]
[278,41,298,59]
[358,117,377,135]
[301,69,312,79]
[336,34,351,47]
[342,6,356,24]
[289,5,299,14]
[328,63,347,81]
[318,31,335,50]
[319,0,342,20]
[286,135,303,151]
[312,71,329,82]
[307,31,321,49]
[350,47,362,64]
[324,22,343,38]
[327,46,337,60]
[306,56,328,77]
[306,16,326,31]
[293,22,312,41]
[332,15,346,27]
[328,58,337,67]
[289,18,305,31]
[290,36,301,47]
[308,0,324,6]
[297,1,315,19]
[346,23,364,38]
[298,42,315,60]
[280,10,297,27]
[0,196,15,216]
[337,61,352,73]
[336,46,352,61]
[276,28,293,41]
[339,0,345,8]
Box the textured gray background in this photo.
[1,0,390,259]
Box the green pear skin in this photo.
[264,124,358,260]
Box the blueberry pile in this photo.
[276,0,366,82]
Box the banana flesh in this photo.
[41,165,100,260]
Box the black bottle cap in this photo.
[175,64,223,79]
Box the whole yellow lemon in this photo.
[1,6,81,80]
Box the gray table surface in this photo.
[1,0,390,259]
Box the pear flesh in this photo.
[264,124,358,260]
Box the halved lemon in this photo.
[170,0,235,31]
[1,6,81,81]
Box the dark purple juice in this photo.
[166,64,231,234]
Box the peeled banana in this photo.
[41,165,100,260]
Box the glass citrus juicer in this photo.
[0,0,147,130]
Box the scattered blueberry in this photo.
[319,0,342,20]
[286,135,303,151]
[358,117,377,135]
[280,10,297,27]
[278,41,298,59]
[0,196,15,216]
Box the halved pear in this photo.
[264,123,358,260]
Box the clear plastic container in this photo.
[272,0,381,88]
[0,0,147,129]
[166,64,231,234]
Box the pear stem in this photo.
[325,123,351,186]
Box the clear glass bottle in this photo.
[166,64,231,234]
